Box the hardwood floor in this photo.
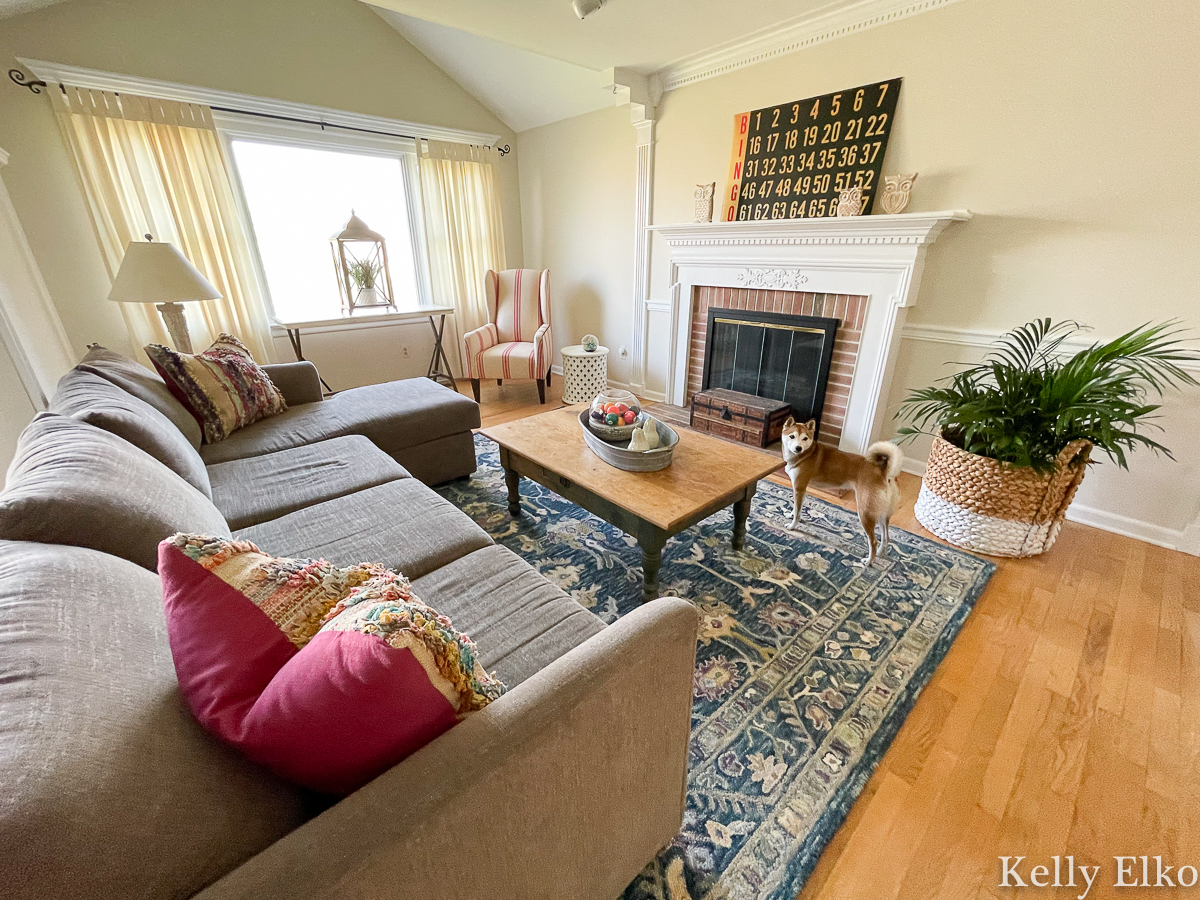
[459,381,1200,900]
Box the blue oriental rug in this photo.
[437,434,994,900]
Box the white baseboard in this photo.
[551,364,563,377]
[1063,503,1185,551]
[897,452,1194,554]
[608,377,666,403]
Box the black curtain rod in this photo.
[7,68,511,156]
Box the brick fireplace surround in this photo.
[686,286,866,447]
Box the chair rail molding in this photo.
[0,147,76,406]
[656,0,968,92]
[649,210,970,453]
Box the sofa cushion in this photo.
[160,534,506,794]
[234,479,492,581]
[0,540,309,900]
[75,343,204,448]
[199,377,480,465]
[50,368,212,496]
[146,333,287,443]
[208,435,410,530]
[411,545,605,688]
[0,414,230,571]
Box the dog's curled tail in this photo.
[866,441,904,481]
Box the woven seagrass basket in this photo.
[915,434,1092,557]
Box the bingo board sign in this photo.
[723,77,902,221]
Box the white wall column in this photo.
[601,67,661,395]
[630,120,655,394]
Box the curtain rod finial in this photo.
[8,69,47,94]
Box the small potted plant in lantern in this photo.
[348,260,383,307]
[330,211,395,311]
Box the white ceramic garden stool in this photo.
[560,344,610,404]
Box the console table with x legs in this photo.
[274,305,456,393]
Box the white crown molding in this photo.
[650,210,971,247]
[657,0,968,92]
[17,57,501,147]
[601,66,661,128]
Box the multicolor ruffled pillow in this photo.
[146,334,286,443]
[158,533,505,794]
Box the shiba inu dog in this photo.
[781,417,903,565]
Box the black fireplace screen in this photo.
[701,307,839,428]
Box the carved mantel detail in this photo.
[736,268,809,290]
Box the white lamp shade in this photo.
[108,241,223,304]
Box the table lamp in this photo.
[108,235,222,353]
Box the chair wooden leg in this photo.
[497,379,503,386]
[537,379,546,404]
[470,379,480,403]
[546,368,552,387]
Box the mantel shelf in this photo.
[649,210,971,246]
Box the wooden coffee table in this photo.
[481,405,782,601]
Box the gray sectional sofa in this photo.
[0,348,698,899]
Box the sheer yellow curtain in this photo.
[52,87,275,362]
[417,139,506,377]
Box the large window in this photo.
[228,138,425,322]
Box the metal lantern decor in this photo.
[330,211,395,312]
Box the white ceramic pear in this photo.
[642,417,660,449]
[627,427,650,451]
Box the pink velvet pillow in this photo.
[158,534,506,794]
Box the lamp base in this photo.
[156,302,193,354]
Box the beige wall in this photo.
[518,105,638,384]
[517,0,1200,542]
[0,0,523,386]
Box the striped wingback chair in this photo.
[462,268,553,404]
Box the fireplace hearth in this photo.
[701,307,838,431]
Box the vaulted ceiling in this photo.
[368,0,888,133]
[367,0,849,73]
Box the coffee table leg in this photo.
[732,491,753,551]
[639,530,667,603]
[504,467,521,517]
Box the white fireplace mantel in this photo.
[649,210,970,454]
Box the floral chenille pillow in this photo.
[158,534,506,794]
[146,334,285,443]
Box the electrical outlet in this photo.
[619,346,628,358]
[401,346,409,358]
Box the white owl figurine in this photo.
[835,186,864,217]
[694,182,716,223]
[879,173,918,215]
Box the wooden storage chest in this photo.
[690,388,791,448]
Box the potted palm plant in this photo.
[897,319,1198,556]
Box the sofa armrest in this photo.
[197,597,699,900]
[262,362,323,405]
